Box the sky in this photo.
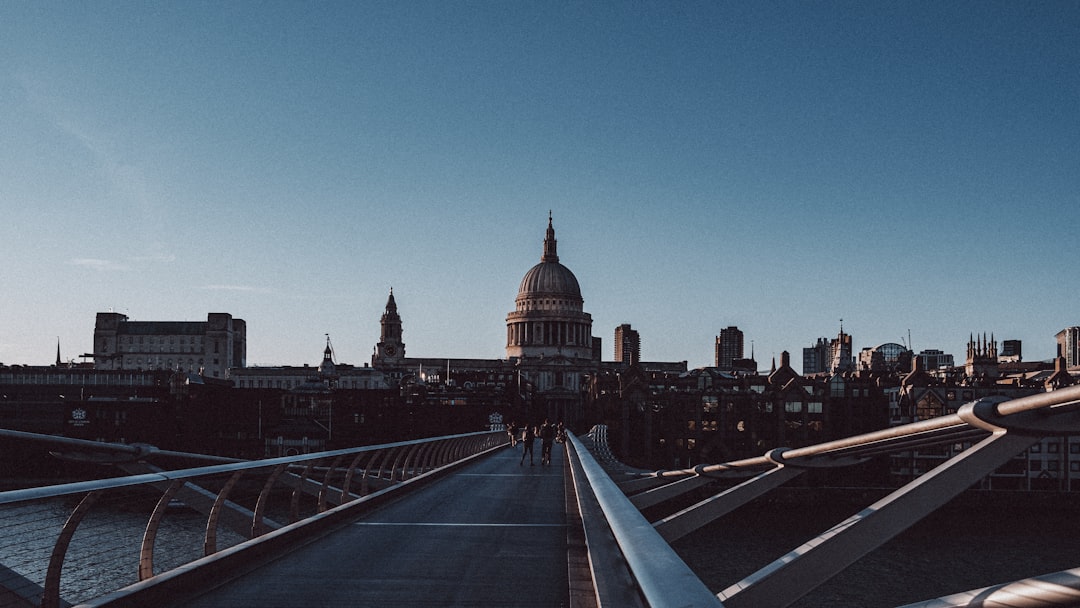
[1,2,1078,371]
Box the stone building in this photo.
[92,312,245,379]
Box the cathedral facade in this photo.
[371,215,604,425]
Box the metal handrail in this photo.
[0,431,497,505]
[567,432,723,607]
[633,383,1080,481]
[0,430,506,608]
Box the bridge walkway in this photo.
[182,442,579,608]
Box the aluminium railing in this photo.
[0,430,506,608]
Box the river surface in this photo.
[0,495,248,606]
[670,488,1080,607]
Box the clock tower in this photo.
[374,289,405,364]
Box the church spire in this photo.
[542,211,559,263]
[375,288,405,363]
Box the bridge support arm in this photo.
[718,431,1038,608]
[654,466,804,544]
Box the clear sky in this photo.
[2,2,1078,371]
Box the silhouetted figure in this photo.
[507,421,519,447]
[520,424,535,466]
[539,419,555,466]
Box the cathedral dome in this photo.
[515,214,582,302]
[506,215,592,360]
[518,260,581,299]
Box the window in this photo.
[1030,444,1041,453]
[1048,443,1059,454]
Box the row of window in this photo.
[1030,442,1080,454]
[1031,460,1080,472]
[118,346,206,354]
[124,336,204,345]
[784,402,824,413]
[235,378,373,389]
[100,337,223,354]
[518,298,578,311]
[0,373,156,386]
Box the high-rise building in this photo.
[1056,327,1080,371]
[715,326,744,370]
[614,324,640,364]
[803,337,830,374]
[92,312,245,378]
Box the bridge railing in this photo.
[0,430,506,608]
[578,384,1080,608]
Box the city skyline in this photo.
[2,3,1078,370]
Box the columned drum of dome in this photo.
[506,216,593,360]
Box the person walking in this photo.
[507,421,519,447]
[539,419,555,466]
[519,423,535,466]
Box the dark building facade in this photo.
[714,326,744,371]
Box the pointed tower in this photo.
[965,332,999,378]
[830,320,854,372]
[319,335,337,377]
[374,289,405,365]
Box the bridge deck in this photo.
[183,443,574,607]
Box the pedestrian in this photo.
[555,421,566,444]
[520,423,535,466]
[539,419,555,465]
[507,421,518,447]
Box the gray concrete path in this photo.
[184,442,570,607]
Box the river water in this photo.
[0,494,247,607]
[670,488,1080,607]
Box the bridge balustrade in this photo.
[4,385,1080,607]
[0,431,505,608]
[587,384,1080,607]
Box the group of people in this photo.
[506,419,565,466]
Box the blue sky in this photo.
[2,2,1078,370]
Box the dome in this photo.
[518,261,581,298]
[506,215,592,360]
[515,213,582,301]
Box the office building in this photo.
[92,312,246,379]
[615,324,640,364]
[1057,327,1080,371]
[715,326,744,371]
